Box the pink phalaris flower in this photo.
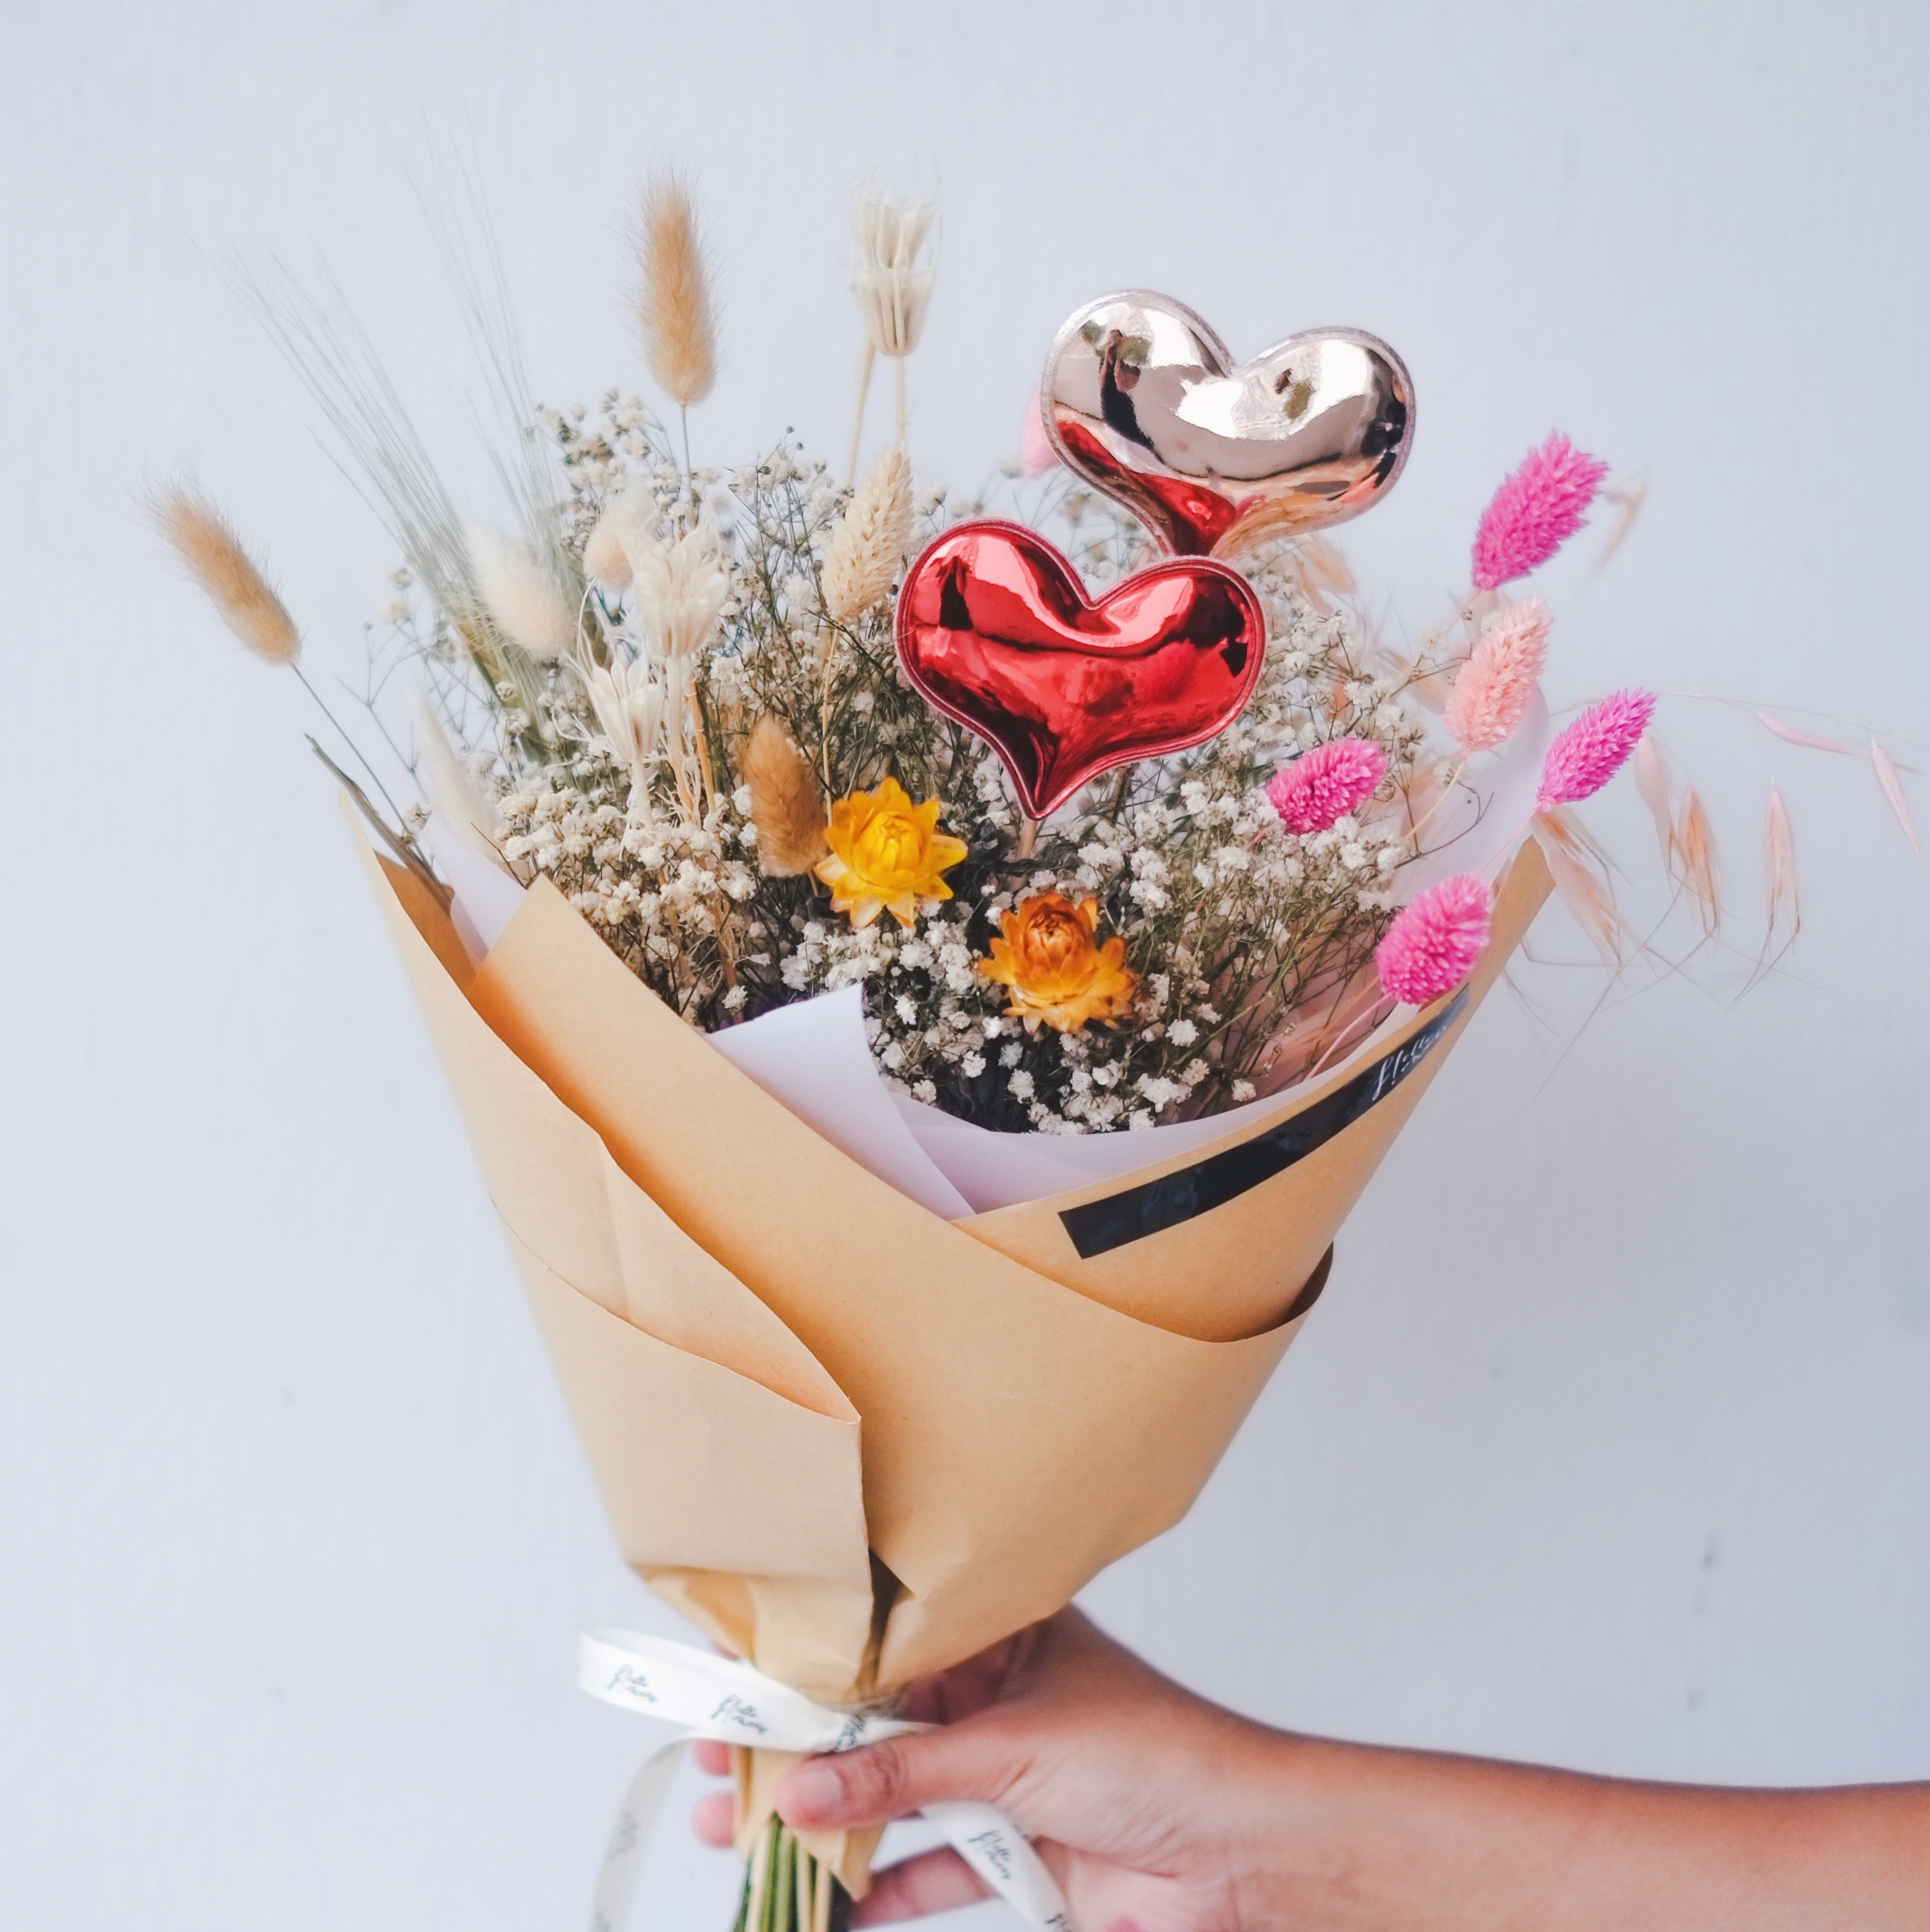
[1536,689,1658,809]
[1443,597,1551,751]
[1376,874,1493,1005]
[1471,433,1608,591]
[1020,385,1059,477]
[1268,737,1388,834]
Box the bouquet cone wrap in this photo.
[355,814,1550,1889]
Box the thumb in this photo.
[774,1725,1020,1831]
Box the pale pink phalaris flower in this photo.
[1020,386,1058,477]
[1870,739,1921,860]
[1764,786,1799,947]
[1471,433,1608,591]
[1674,787,1720,939]
[1375,874,1492,1005]
[1443,597,1551,751]
[1536,690,1657,809]
[1267,738,1388,834]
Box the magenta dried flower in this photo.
[1267,738,1388,835]
[1537,690,1657,810]
[1375,874,1493,1006]
[1471,433,1607,591]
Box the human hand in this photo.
[691,1606,1294,1931]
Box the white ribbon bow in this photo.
[580,1629,1072,1932]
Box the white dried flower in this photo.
[583,510,633,590]
[577,654,667,798]
[467,524,574,660]
[849,186,937,358]
[623,510,730,666]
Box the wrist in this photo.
[1210,1721,1359,1931]
[1227,1725,1532,1932]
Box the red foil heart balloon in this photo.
[1043,290,1414,559]
[896,520,1267,819]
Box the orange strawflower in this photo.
[815,776,968,928]
[978,892,1139,1033]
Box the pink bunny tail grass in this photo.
[1020,386,1059,478]
[1536,689,1657,809]
[1376,874,1492,1006]
[1268,737,1388,834]
[1443,596,1551,751]
[1471,433,1608,591]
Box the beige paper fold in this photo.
[363,832,876,1686]
[506,1229,869,1586]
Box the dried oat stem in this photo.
[846,343,875,486]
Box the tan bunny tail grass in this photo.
[637,172,717,410]
[153,484,301,665]
[743,715,829,877]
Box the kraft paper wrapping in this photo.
[355,819,1549,1889]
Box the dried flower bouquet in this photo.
[156,172,1748,1932]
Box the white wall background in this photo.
[3,3,1927,1926]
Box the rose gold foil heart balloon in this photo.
[1043,291,1414,559]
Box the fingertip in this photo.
[772,1757,846,1830]
[850,1848,990,1925]
[690,1791,736,1849]
[693,1738,732,1778]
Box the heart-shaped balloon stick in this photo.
[1043,291,1414,558]
[896,521,1266,820]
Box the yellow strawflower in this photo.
[815,777,967,929]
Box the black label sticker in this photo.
[1058,988,1470,1258]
